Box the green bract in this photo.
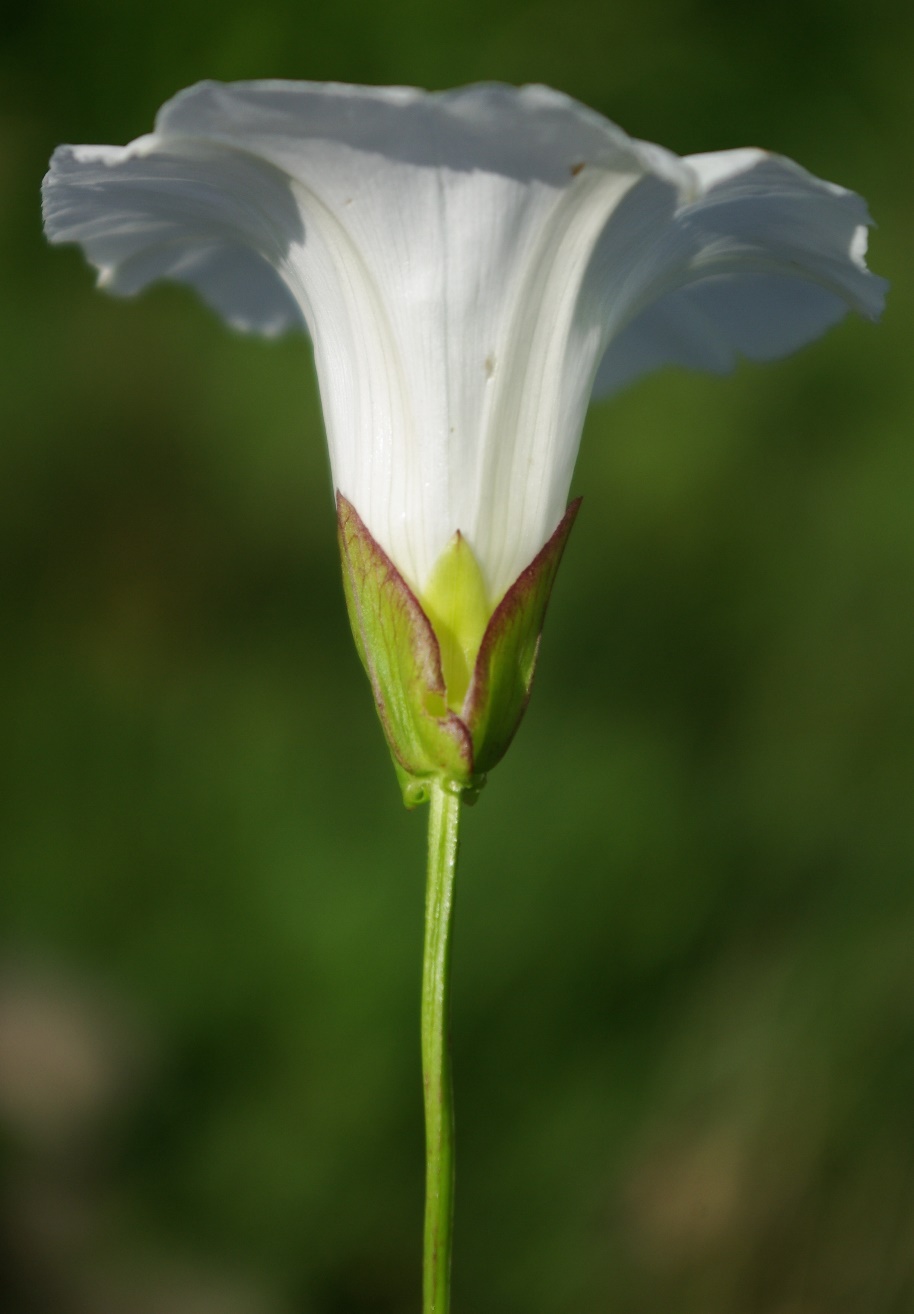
[338,494,580,806]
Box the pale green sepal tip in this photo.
[420,532,491,714]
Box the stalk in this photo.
[421,779,461,1313]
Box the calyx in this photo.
[337,493,580,807]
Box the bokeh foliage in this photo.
[2,0,913,1310]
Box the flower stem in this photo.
[422,779,461,1314]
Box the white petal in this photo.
[43,141,304,335]
[45,83,679,598]
[594,148,887,395]
[44,84,886,604]
[153,80,673,189]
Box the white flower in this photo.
[43,80,886,608]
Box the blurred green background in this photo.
[2,0,913,1310]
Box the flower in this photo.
[43,81,886,796]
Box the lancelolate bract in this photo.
[338,492,580,805]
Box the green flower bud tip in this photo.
[337,494,581,807]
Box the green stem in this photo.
[422,779,461,1314]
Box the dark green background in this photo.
[2,1,913,1310]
